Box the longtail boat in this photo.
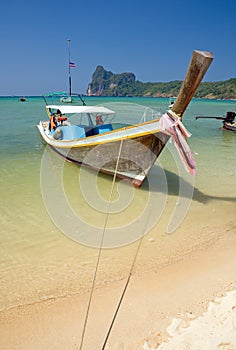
[196,111,236,132]
[37,50,213,187]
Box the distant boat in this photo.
[196,111,236,132]
[60,95,73,103]
[168,98,176,109]
[223,120,236,132]
[37,50,213,187]
[60,39,76,103]
[19,96,26,102]
[43,92,86,106]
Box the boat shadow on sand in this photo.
[140,167,236,205]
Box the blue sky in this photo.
[1,0,236,95]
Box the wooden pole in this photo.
[67,39,72,97]
[171,50,214,118]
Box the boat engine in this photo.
[225,111,236,123]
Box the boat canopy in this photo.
[46,105,116,115]
[45,92,67,96]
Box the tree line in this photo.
[88,66,236,100]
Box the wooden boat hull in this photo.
[50,132,169,187]
[222,122,236,132]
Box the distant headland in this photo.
[87,65,236,100]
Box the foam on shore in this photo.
[144,290,236,350]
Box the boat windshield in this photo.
[95,102,163,126]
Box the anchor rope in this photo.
[79,137,124,350]
[101,227,146,350]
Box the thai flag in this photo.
[69,61,76,68]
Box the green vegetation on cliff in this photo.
[87,66,236,100]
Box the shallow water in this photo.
[0,96,235,310]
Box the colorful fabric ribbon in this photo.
[160,111,196,175]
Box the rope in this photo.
[101,173,153,348]
[79,138,124,350]
[101,232,145,350]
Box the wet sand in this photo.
[1,221,236,350]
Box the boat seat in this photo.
[60,125,86,140]
[84,126,95,137]
[94,124,113,135]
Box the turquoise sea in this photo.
[0,96,236,312]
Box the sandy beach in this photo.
[1,222,236,350]
[1,97,236,350]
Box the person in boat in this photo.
[49,114,57,131]
[49,109,62,131]
[96,115,104,125]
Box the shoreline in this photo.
[1,95,236,101]
[1,225,236,349]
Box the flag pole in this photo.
[67,39,72,97]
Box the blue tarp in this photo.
[61,125,86,140]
